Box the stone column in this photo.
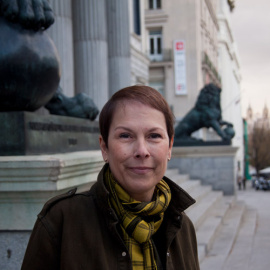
[72,0,108,110]
[47,0,75,97]
[106,0,131,95]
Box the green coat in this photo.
[21,164,200,270]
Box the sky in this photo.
[230,0,270,117]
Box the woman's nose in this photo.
[134,139,150,159]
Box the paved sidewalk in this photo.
[228,181,270,270]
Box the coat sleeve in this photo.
[168,213,200,270]
[21,217,60,270]
[21,188,76,270]
[21,189,77,270]
[179,213,200,269]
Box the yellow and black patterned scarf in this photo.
[105,168,171,270]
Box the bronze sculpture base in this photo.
[0,112,100,156]
[173,139,231,147]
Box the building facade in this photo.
[145,0,220,118]
[0,2,246,268]
[47,0,149,111]
[144,0,243,170]
[46,0,243,164]
[46,0,243,151]
[217,0,244,174]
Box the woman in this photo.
[21,85,200,270]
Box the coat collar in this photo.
[92,163,196,217]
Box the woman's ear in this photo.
[168,137,174,160]
[99,135,108,162]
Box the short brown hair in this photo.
[99,85,175,147]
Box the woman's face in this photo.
[99,100,173,202]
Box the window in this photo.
[149,30,162,61]
[133,0,141,35]
[149,0,161,10]
[149,81,164,96]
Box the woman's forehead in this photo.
[113,100,161,116]
[111,101,166,128]
[114,99,155,113]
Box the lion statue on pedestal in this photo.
[174,83,235,142]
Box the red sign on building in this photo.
[175,41,184,51]
[174,40,187,95]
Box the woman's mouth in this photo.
[128,167,153,175]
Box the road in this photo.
[232,181,270,270]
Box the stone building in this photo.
[47,0,242,136]
[217,0,244,174]
[145,0,220,118]
[47,0,149,110]
[246,104,270,133]
[145,1,243,166]
[0,2,245,269]
[46,0,243,166]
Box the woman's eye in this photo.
[119,133,131,139]
[149,133,162,139]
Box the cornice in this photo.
[218,14,234,43]
[145,9,169,27]
[205,0,219,29]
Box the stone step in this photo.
[189,185,212,205]
[178,179,202,194]
[167,168,247,268]
[196,196,234,262]
[199,200,246,270]
[222,208,257,270]
[186,191,223,230]
[166,169,191,185]
[165,168,180,179]
[173,174,191,185]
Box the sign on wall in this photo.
[174,40,187,95]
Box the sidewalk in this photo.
[224,181,270,270]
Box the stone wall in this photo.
[0,151,103,269]
[169,146,238,195]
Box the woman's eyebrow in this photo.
[114,126,133,132]
[114,126,165,132]
[148,127,165,132]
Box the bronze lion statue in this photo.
[0,0,59,111]
[45,87,99,121]
[0,0,54,30]
[174,83,235,142]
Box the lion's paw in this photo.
[0,0,54,30]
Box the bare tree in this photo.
[248,119,270,175]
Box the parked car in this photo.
[254,177,269,191]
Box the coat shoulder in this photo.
[38,188,92,218]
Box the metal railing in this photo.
[147,49,172,62]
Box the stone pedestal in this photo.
[169,146,238,195]
[0,151,103,269]
[0,112,100,155]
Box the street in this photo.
[229,181,270,270]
